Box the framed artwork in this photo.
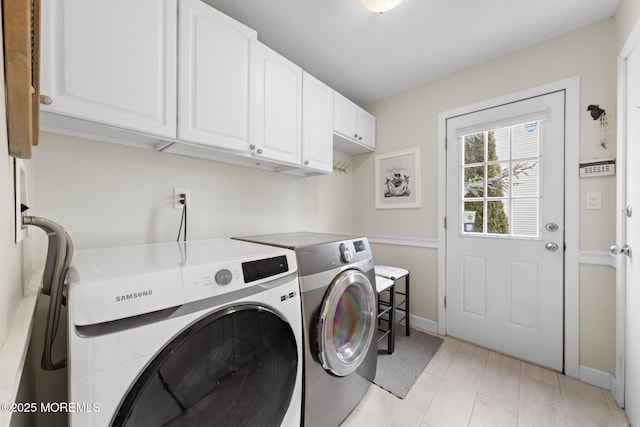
[375,147,421,209]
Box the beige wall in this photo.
[615,0,640,50]
[357,19,619,373]
[31,133,354,250]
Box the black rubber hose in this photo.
[22,216,74,371]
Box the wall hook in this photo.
[332,161,350,174]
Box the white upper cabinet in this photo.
[254,43,302,167]
[40,0,177,139]
[40,0,334,174]
[333,92,376,154]
[302,73,333,174]
[333,92,358,141]
[357,107,376,149]
[178,0,257,151]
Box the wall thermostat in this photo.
[579,157,615,177]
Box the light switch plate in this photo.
[586,192,602,210]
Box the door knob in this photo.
[545,242,559,252]
[545,223,559,232]
[610,245,631,256]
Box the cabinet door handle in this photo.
[40,95,52,105]
[257,148,263,154]
[304,160,310,165]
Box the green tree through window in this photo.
[464,131,509,234]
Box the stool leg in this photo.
[405,274,410,336]
[388,284,395,354]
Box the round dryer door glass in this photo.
[317,269,377,377]
[112,305,298,427]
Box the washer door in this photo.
[317,269,377,377]
[112,305,298,427]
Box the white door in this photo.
[619,38,640,426]
[446,91,565,371]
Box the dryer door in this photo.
[112,305,298,427]
[317,269,377,376]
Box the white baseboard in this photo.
[405,314,439,335]
[579,364,616,391]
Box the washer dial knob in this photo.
[215,269,233,286]
[339,243,353,263]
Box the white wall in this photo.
[615,0,640,50]
[0,37,23,353]
[356,18,618,373]
[0,9,38,427]
[31,133,354,250]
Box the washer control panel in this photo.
[214,268,233,286]
[181,254,293,303]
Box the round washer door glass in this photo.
[318,269,377,376]
[112,305,298,427]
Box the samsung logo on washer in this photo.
[115,290,153,302]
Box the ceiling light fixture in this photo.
[361,0,403,13]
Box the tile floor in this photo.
[342,336,630,427]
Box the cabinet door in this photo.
[254,44,302,167]
[302,73,333,173]
[333,92,358,141]
[178,0,257,151]
[357,108,376,149]
[40,0,177,138]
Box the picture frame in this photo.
[375,147,421,209]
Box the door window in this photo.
[461,121,541,238]
[113,305,298,427]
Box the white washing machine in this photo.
[66,239,303,426]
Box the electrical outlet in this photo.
[173,188,191,210]
[15,159,29,243]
